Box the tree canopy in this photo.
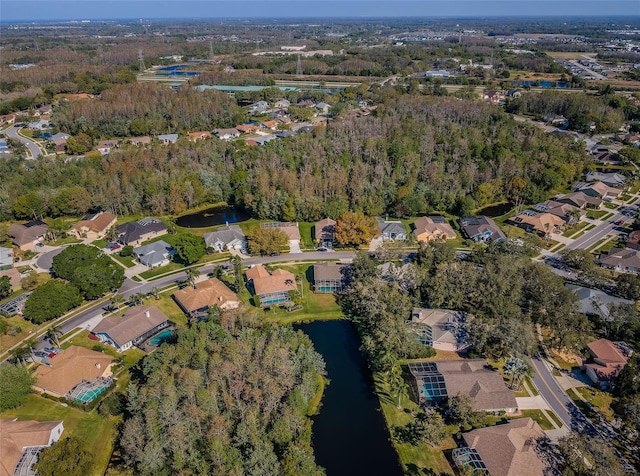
[35,437,93,476]
[23,280,83,324]
[0,364,35,411]
[248,227,289,255]
[334,212,380,247]
[171,233,207,265]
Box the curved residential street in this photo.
[4,126,46,159]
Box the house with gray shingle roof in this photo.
[203,225,246,252]
[133,240,174,268]
[375,217,407,241]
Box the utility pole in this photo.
[138,49,146,73]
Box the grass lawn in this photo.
[143,293,188,328]
[0,315,38,353]
[549,243,566,253]
[139,262,184,280]
[586,237,608,253]
[373,372,455,475]
[92,239,108,249]
[596,239,620,254]
[519,410,555,430]
[298,222,314,249]
[562,221,589,238]
[586,209,609,219]
[63,330,146,370]
[196,252,231,265]
[0,394,117,476]
[603,202,619,210]
[575,386,615,421]
[110,254,136,268]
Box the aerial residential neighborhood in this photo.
[1,7,640,476]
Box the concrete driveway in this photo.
[516,396,551,410]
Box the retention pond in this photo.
[295,320,402,476]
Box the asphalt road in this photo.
[4,126,43,159]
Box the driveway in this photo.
[516,396,550,410]
[36,248,65,271]
[288,240,301,253]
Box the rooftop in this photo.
[173,278,239,313]
[92,305,169,348]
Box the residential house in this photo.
[542,114,569,128]
[482,90,505,104]
[314,218,336,248]
[375,217,407,241]
[0,419,65,476]
[460,216,506,243]
[261,222,301,251]
[27,119,49,130]
[33,345,114,400]
[133,240,174,268]
[0,113,16,126]
[412,216,456,243]
[187,131,211,142]
[50,132,70,143]
[203,224,246,252]
[260,120,279,131]
[173,278,240,318]
[236,124,259,134]
[406,308,468,352]
[313,262,348,293]
[626,230,640,251]
[251,134,275,146]
[532,200,582,224]
[157,133,178,144]
[585,172,627,188]
[508,211,565,236]
[116,217,167,247]
[556,191,602,209]
[129,136,151,146]
[274,99,290,109]
[68,211,116,240]
[0,247,13,271]
[0,139,9,154]
[275,130,296,139]
[34,104,52,116]
[213,128,240,140]
[51,132,70,154]
[93,305,172,352]
[248,101,269,115]
[598,247,640,273]
[408,359,517,412]
[96,139,119,155]
[315,102,330,114]
[566,284,633,319]
[8,220,48,250]
[246,265,297,307]
[574,181,622,200]
[452,418,547,476]
[582,339,630,389]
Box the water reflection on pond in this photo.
[175,205,250,228]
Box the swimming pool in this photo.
[149,329,175,346]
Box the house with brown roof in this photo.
[408,359,517,412]
[453,418,547,476]
[260,120,279,131]
[246,265,297,307]
[626,230,640,251]
[33,345,114,400]
[0,419,64,476]
[407,308,468,352]
[68,211,116,240]
[213,128,240,140]
[96,139,119,155]
[575,181,622,200]
[313,262,348,293]
[173,278,240,318]
[8,220,48,251]
[92,305,171,352]
[598,247,640,273]
[508,211,565,236]
[412,216,456,243]
[260,222,301,251]
[532,200,582,224]
[582,339,630,389]
[129,136,151,146]
[236,124,259,134]
[187,131,211,142]
[556,191,602,209]
[314,218,336,248]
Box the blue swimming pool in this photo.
[149,329,175,346]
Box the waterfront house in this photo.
[116,217,168,247]
[246,265,297,307]
[313,262,348,293]
[406,308,468,352]
[203,224,246,252]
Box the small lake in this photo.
[175,205,250,228]
[296,320,403,476]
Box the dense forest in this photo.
[0,90,589,221]
[118,314,326,476]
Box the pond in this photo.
[295,320,402,476]
[175,205,250,228]
[475,202,513,218]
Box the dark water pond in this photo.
[475,202,513,218]
[175,205,250,228]
[295,320,403,476]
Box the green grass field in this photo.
[139,262,184,280]
[520,410,556,430]
[0,394,117,476]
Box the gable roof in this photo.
[8,220,48,247]
[116,218,167,245]
[588,339,628,365]
[556,191,602,208]
[460,216,505,241]
[313,262,347,281]
[70,211,116,235]
[92,305,169,348]
[0,419,64,476]
[246,265,297,296]
[314,218,337,241]
[510,211,564,233]
[157,134,178,143]
[34,346,114,396]
[133,240,173,266]
[203,225,245,248]
[412,216,456,240]
[599,247,640,270]
[376,217,407,236]
[462,418,547,476]
[173,278,239,313]
[409,308,465,347]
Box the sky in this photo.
[1,0,638,22]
